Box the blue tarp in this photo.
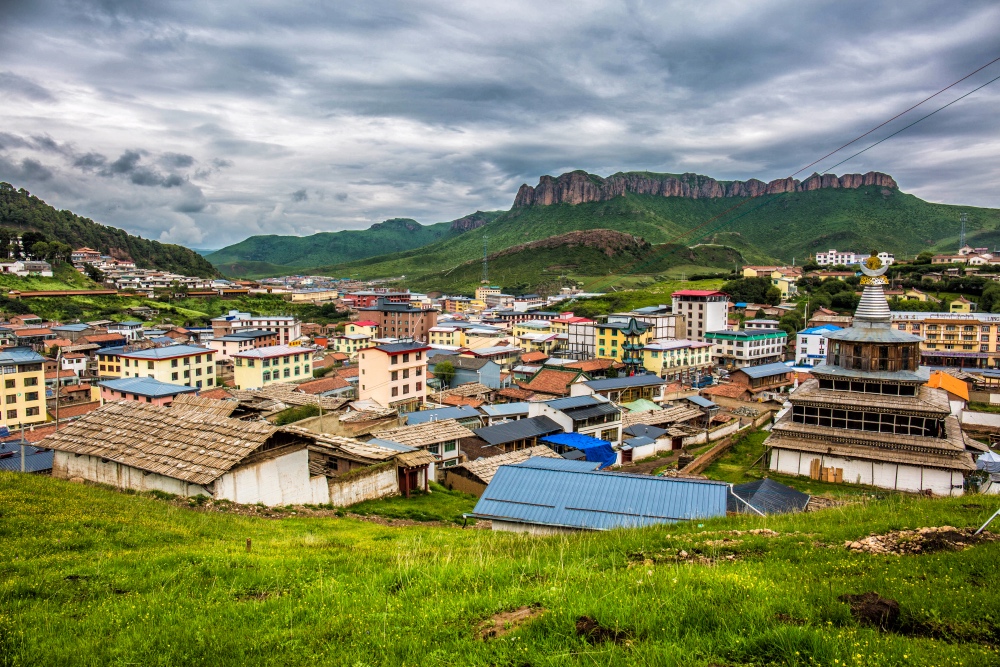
[540,432,617,469]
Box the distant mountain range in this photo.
[0,183,218,277]
[207,169,1000,291]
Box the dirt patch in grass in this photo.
[575,615,632,645]
[839,592,900,630]
[844,526,998,555]
[475,604,545,640]
[234,589,279,601]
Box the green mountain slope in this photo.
[315,181,1000,286]
[208,211,503,277]
[0,183,219,277]
[405,229,744,293]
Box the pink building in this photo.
[99,376,198,407]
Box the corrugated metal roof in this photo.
[584,375,666,391]
[511,456,601,472]
[366,438,417,452]
[473,416,562,446]
[0,443,53,472]
[99,377,199,398]
[480,403,530,417]
[403,405,481,425]
[728,478,810,515]
[472,465,729,530]
[562,403,621,421]
[735,362,793,379]
[544,395,603,410]
[623,424,668,439]
[686,395,717,408]
[0,347,45,365]
[623,436,656,448]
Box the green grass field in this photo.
[2,473,999,666]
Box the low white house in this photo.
[43,401,435,506]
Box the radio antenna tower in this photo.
[481,235,489,284]
[960,212,968,249]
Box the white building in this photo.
[816,249,895,267]
[671,290,729,341]
[705,328,788,368]
[795,324,842,367]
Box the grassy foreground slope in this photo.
[2,473,999,666]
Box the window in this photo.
[195,368,202,376]
[6,409,16,419]
[24,392,38,402]
[172,359,179,368]
[294,367,300,376]
[247,359,255,368]
[391,371,398,381]
[25,407,39,417]
[444,441,456,453]
[3,380,13,389]
[23,377,37,387]
[5,395,14,405]
[600,428,617,441]
[124,359,130,367]
[416,367,422,376]
[402,369,409,379]
[284,368,290,378]
[262,371,271,382]
[416,382,422,391]
[402,384,410,394]
[184,370,190,378]
[391,356,398,365]
[391,386,398,397]
[402,354,410,363]
[172,372,179,381]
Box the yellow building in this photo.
[475,285,502,302]
[0,347,47,429]
[233,345,312,389]
[429,326,466,347]
[97,344,216,389]
[950,296,977,313]
[642,340,714,382]
[741,265,781,278]
[345,321,379,337]
[596,317,655,369]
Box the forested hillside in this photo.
[0,183,219,277]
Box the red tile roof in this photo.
[441,395,485,407]
[54,401,102,419]
[518,369,581,396]
[672,290,726,297]
[296,375,350,395]
[519,351,548,363]
[498,387,535,400]
[701,383,750,399]
[564,358,618,373]
[198,388,234,400]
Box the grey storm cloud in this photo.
[0,0,998,248]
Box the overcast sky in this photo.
[1,1,999,249]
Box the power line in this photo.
[790,55,1000,178]
[577,60,1000,293]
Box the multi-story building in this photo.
[97,344,216,389]
[71,247,102,264]
[98,376,198,406]
[474,285,515,308]
[672,290,730,341]
[642,339,714,382]
[343,290,411,309]
[566,321,597,359]
[795,325,842,367]
[211,310,301,345]
[358,341,430,412]
[765,270,974,495]
[816,249,894,266]
[595,317,654,373]
[0,347,46,429]
[618,306,686,340]
[207,329,279,361]
[359,298,438,342]
[891,311,1000,369]
[705,328,787,369]
[232,345,312,389]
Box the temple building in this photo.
[765,253,982,496]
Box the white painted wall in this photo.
[215,448,316,506]
[769,447,965,496]
[327,465,399,506]
[53,451,209,497]
[491,519,579,535]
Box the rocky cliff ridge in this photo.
[513,170,898,207]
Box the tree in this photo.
[83,263,105,283]
[914,251,934,265]
[435,361,455,388]
[778,311,804,337]
[980,283,1000,313]
[720,277,773,304]
[765,286,782,305]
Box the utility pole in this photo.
[55,348,61,430]
[960,212,967,249]
[481,235,489,284]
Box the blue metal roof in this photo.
[734,362,793,380]
[686,395,717,408]
[367,438,417,452]
[623,436,656,448]
[728,478,810,515]
[511,456,601,472]
[472,465,729,530]
[543,395,603,410]
[403,405,481,425]
[584,375,666,391]
[473,416,562,446]
[51,323,92,332]
[99,377,199,398]
[0,442,53,473]
[0,347,45,365]
[623,424,668,439]
[480,403,530,417]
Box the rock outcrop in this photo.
[449,211,493,232]
[512,170,897,207]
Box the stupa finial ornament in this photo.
[859,250,888,286]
